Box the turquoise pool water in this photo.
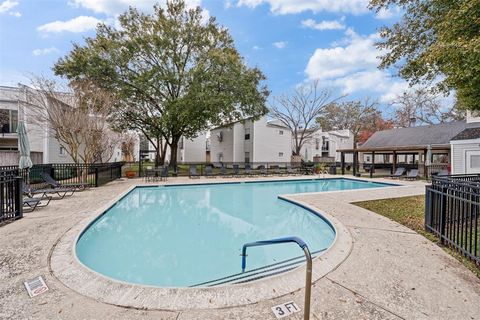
[76,178,392,287]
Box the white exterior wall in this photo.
[451,139,480,174]
[209,117,292,163]
[252,118,291,162]
[298,129,354,162]
[177,132,207,163]
[210,125,235,162]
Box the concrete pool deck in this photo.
[0,175,479,319]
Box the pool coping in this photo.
[49,178,358,311]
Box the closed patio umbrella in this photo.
[17,121,33,184]
[425,145,432,166]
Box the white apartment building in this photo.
[299,129,354,162]
[143,132,207,164]
[0,85,133,165]
[209,117,292,163]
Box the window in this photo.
[59,146,66,156]
[245,152,250,163]
[179,137,184,149]
[244,128,250,140]
[279,130,284,135]
[278,152,284,157]
[470,155,480,168]
[218,153,223,162]
[315,138,320,150]
[0,109,17,134]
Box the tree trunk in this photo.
[169,136,181,167]
[155,136,161,167]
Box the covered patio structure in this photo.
[338,121,480,178]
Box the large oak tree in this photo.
[369,0,480,110]
[54,0,268,165]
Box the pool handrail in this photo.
[241,236,313,320]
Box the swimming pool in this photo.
[76,178,392,288]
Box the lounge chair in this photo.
[244,164,252,176]
[232,164,240,177]
[23,185,75,200]
[189,165,200,178]
[144,168,157,182]
[40,172,90,190]
[204,165,215,178]
[390,167,406,179]
[271,165,282,175]
[404,169,419,180]
[23,195,52,213]
[160,166,169,181]
[219,166,228,177]
[286,164,296,175]
[258,165,268,176]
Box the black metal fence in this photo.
[425,175,480,265]
[124,162,340,178]
[0,162,125,189]
[0,169,22,224]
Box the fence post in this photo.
[439,185,447,245]
[95,167,99,187]
[15,176,23,220]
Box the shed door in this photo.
[465,150,480,174]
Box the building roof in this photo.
[358,121,480,151]
[451,127,480,141]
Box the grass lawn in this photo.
[354,195,480,279]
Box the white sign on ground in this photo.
[24,276,49,298]
[271,301,301,319]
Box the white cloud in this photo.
[0,0,18,13]
[69,0,203,15]
[305,29,408,103]
[273,41,287,49]
[37,16,102,34]
[252,45,261,50]
[375,6,401,20]
[8,10,20,17]
[301,17,345,31]
[237,0,369,15]
[32,47,60,56]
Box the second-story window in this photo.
[0,109,18,134]
[59,146,66,156]
[244,128,250,140]
[315,138,320,150]
[279,130,284,135]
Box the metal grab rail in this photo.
[241,236,313,320]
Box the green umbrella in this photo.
[17,121,33,170]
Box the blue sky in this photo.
[0,0,406,110]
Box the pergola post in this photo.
[392,151,397,174]
[353,150,357,176]
[341,152,345,175]
[370,151,375,178]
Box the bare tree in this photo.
[24,77,117,168]
[270,81,344,156]
[120,132,138,162]
[391,88,465,127]
[317,98,382,145]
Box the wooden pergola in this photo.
[338,144,451,178]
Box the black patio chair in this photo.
[40,172,90,190]
[205,165,215,178]
[23,195,52,213]
[189,165,200,178]
[219,166,228,177]
[160,166,169,181]
[258,165,268,176]
[232,164,240,177]
[404,169,419,180]
[390,167,406,179]
[244,164,252,176]
[23,185,75,200]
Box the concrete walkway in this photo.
[0,176,479,320]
